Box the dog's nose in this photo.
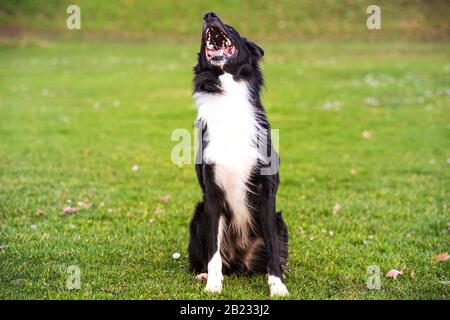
[204,12,219,21]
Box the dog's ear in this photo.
[246,40,264,59]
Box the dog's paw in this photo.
[268,275,289,297]
[194,72,222,93]
[270,284,289,297]
[204,278,223,294]
[195,273,208,282]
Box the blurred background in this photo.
[0,1,449,299]
[0,0,449,42]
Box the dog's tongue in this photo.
[206,41,235,60]
[207,47,234,58]
[207,48,224,57]
[213,49,224,56]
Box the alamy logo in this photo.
[66,265,81,290]
[367,265,381,290]
[366,5,381,30]
[170,128,280,175]
[66,5,81,30]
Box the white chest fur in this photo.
[194,73,263,243]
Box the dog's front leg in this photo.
[193,71,222,94]
[260,189,289,297]
[204,213,224,294]
[203,165,225,294]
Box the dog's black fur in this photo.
[188,12,288,286]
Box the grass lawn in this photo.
[0,40,449,299]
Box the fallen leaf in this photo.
[332,203,341,215]
[62,206,79,216]
[160,194,171,203]
[100,287,123,295]
[154,207,164,215]
[386,269,403,279]
[362,130,371,139]
[83,148,91,157]
[434,252,449,262]
[0,244,8,250]
[79,201,91,209]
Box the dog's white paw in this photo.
[270,283,289,297]
[268,275,289,297]
[195,273,208,282]
[204,277,223,294]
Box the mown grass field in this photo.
[0,39,449,299]
[2,0,449,40]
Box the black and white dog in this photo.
[188,12,288,297]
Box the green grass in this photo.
[0,40,449,299]
[1,0,449,40]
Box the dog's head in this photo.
[196,12,264,73]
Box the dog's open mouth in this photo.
[204,26,236,62]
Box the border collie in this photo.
[188,12,288,297]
